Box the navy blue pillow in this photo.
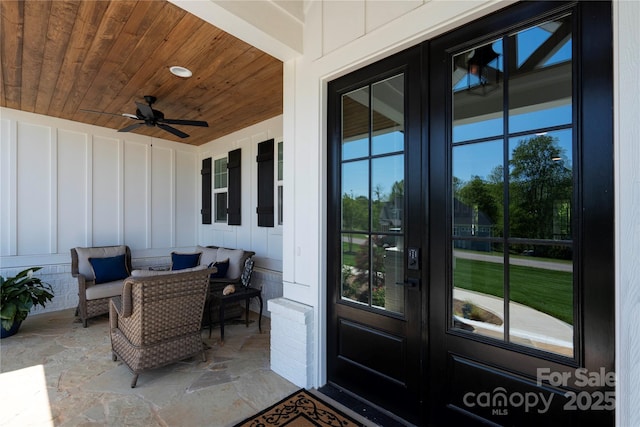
[209,259,229,278]
[89,254,129,284]
[171,252,202,270]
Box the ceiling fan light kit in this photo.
[169,66,193,78]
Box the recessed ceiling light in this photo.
[170,66,192,78]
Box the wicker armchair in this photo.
[71,245,132,327]
[109,267,214,387]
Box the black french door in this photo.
[428,2,613,425]
[327,46,424,424]
[327,2,614,425]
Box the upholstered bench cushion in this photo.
[85,280,125,300]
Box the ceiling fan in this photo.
[82,95,209,138]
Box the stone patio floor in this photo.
[0,308,300,426]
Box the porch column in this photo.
[268,298,314,388]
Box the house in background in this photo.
[1,1,638,425]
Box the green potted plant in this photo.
[1,267,54,338]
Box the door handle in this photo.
[396,278,419,288]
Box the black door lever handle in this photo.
[396,278,419,288]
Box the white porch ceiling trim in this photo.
[169,0,303,61]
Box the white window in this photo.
[214,157,228,223]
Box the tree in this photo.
[509,135,572,241]
[342,192,369,253]
[458,175,500,234]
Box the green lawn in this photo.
[454,258,573,324]
[341,239,368,267]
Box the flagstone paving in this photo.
[0,308,299,427]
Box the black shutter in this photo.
[227,148,241,225]
[201,157,212,224]
[256,139,274,227]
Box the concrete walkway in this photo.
[454,288,574,356]
[454,250,573,272]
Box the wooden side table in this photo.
[209,286,263,342]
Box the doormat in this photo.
[233,389,365,427]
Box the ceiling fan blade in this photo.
[160,118,209,127]
[135,101,155,119]
[118,123,144,133]
[81,109,141,120]
[81,109,124,117]
[157,123,189,138]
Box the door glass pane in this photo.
[372,154,404,233]
[453,140,504,238]
[215,192,227,223]
[214,158,227,188]
[372,152,404,314]
[342,87,370,160]
[342,160,369,232]
[452,40,504,143]
[379,236,405,314]
[453,242,504,340]
[340,73,406,314]
[450,15,575,358]
[371,238,387,310]
[509,15,572,133]
[341,233,369,304]
[372,74,404,155]
[509,129,572,240]
[508,243,573,357]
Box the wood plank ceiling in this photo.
[0,0,283,146]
